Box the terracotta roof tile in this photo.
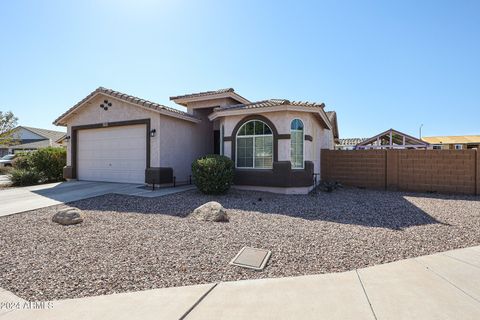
[170,88,235,101]
[337,138,368,146]
[216,99,325,111]
[54,87,198,125]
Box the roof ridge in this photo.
[21,126,65,134]
[169,88,235,100]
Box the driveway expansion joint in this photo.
[442,253,480,270]
[355,269,378,320]
[414,259,480,305]
[179,283,219,320]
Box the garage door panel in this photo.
[77,125,147,184]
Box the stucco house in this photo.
[0,126,66,157]
[54,87,338,194]
[422,135,480,150]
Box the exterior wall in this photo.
[64,94,161,167]
[429,143,480,150]
[321,149,479,195]
[321,150,386,189]
[0,148,9,157]
[159,112,212,184]
[396,150,476,194]
[220,111,334,192]
[222,111,332,167]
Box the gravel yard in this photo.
[1,188,479,301]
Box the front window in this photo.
[455,144,463,150]
[236,120,273,169]
[432,145,442,150]
[291,119,304,169]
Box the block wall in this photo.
[321,149,478,195]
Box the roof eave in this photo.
[208,104,333,130]
[171,92,251,107]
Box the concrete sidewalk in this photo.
[0,181,194,217]
[1,246,480,320]
[0,175,10,186]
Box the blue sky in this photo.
[1,0,479,138]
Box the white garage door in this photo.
[77,125,147,184]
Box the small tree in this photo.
[0,111,19,146]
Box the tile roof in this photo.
[325,111,336,122]
[54,87,198,125]
[169,88,235,100]
[337,138,369,146]
[325,111,339,139]
[215,99,325,111]
[9,139,61,150]
[21,126,66,142]
[422,135,480,144]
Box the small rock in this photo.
[52,208,83,225]
[191,201,228,222]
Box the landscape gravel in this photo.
[0,188,479,301]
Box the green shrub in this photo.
[9,169,42,186]
[12,153,32,170]
[192,154,235,194]
[29,147,66,182]
[8,148,66,186]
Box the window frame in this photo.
[455,144,463,150]
[432,145,442,150]
[290,118,305,169]
[235,120,274,169]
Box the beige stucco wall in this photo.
[159,112,212,183]
[219,110,334,176]
[64,94,161,167]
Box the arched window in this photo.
[236,120,273,168]
[291,119,304,169]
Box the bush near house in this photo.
[9,147,66,186]
[9,169,42,186]
[29,147,66,182]
[192,154,234,194]
[11,153,31,170]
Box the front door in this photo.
[213,130,220,154]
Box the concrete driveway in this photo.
[0,181,194,217]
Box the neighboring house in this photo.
[0,126,66,157]
[355,128,429,150]
[53,87,339,194]
[422,135,480,150]
[336,138,368,150]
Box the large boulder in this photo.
[191,201,228,222]
[52,207,83,225]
